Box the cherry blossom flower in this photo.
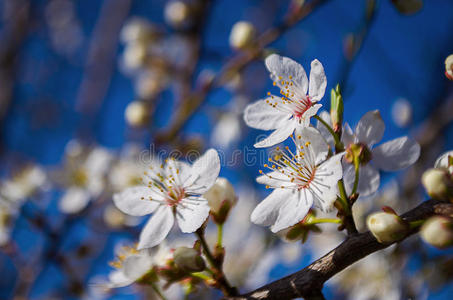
[251,127,344,232]
[244,54,327,148]
[113,149,220,249]
[342,110,420,197]
[106,243,171,288]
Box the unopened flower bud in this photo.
[435,151,453,174]
[330,84,343,133]
[173,247,205,273]
[125,101,149,127]
[367,211,408,243]
[122,42,147,71]
[445,54,453,80]
[120,18,157,44]
[420,216,453,249]
[164,1,191,29]
[203,177,237,224]
[422,168,453,201]
[229,21,256,50]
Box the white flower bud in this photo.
[125,101,149,127]
[173,247,205,272]
[122,42,147,71]
[391,98,412,128]
[421,168,453,200]
[164,1,190,28]
[203,177,236,214]
[420,216,453,249]
[367,212,408,243]
[435,151,453,174]
[135,72,164,99]
[120,18,156,44]
[229,21,256,50]
[445,54,453,81]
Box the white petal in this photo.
[84,147,112,175]
[251,189,293,227]
[435,151,453,170]
[271,190,311,233]
[108,270,134,288]
[265,54,308,95]
[299,103,322,127]
[355,110,385,146]
[256,169,295,188]
[176,198,210,233]
[342,122,355,146]
[295,126,328,165]
[343,164,380,197]
[165,159,192,186]
[123,254,154,281]
[137,206,174,250]
[308,59,327,101]
[311,153,344,211]
[59,188,91,214]
[185,149,220,194]
[243,98,292,130]
[316,110,334,146]
[113,186,160,216]
[372,136,420,171]
[254,121,295,148]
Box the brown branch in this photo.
[225,199,446,300]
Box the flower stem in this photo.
[337,180,349,213]
[150,281,168,300]
[351,160,360,197]
[306,218,341,225]
[216,224,223,248]
[409,219,425,229]
[314,115,344,151]
[191,272,212,281]
[195,229,237,296]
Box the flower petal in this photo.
[107,270,134,288]
[271,189,311,233]
[123,254,154,281]
[59,188,91,214]
[176,198,210,233]
[343,163,380,197]
[256,169,295,189]
[295,126,329,165]
[342,122,355,146]
[311,153,344,211]
[298,103,322,127]
[251,189,293,227]
[185,149,220,194]
[372,136,420,171]
[137,206,174,250]
[355,110,385,146]
[265,54,308,95]
[254,120,295,148]
[113,186,160,216]
[244,98,292,130]
[308,59,327,101]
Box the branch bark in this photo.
[226,199,446,300]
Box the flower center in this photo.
[165,186,185,207]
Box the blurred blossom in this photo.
[164,0,192,29]
[55,140,112,214]
[103,204,142,229]
[135,71,167,99]
[0,164,47,203]
[120,17,159,44]
[391,98,412,128]
[108,144,147,192]
[122,42,148,72]
[211,113,241,149]
[125,100,150,127]
[445,54,453,81]
[229,21,256,50]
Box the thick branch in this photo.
[226,199,445,300]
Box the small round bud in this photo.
[445,54,453,81]
[125,101,149,127]
[164,1,191,29]
[391,98,412,128]
[203,177,236,214]
[120,18,157,44]
[421,168,453,201]
[229,21,256,50]
[420,216,453,249]
[122,42,147,71]
[367,211,408,243]
[173,247,205,273]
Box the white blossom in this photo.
[342,110,420,197]
[251,127,343,232]
[244,54,327,148]
[113,149,220,249]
